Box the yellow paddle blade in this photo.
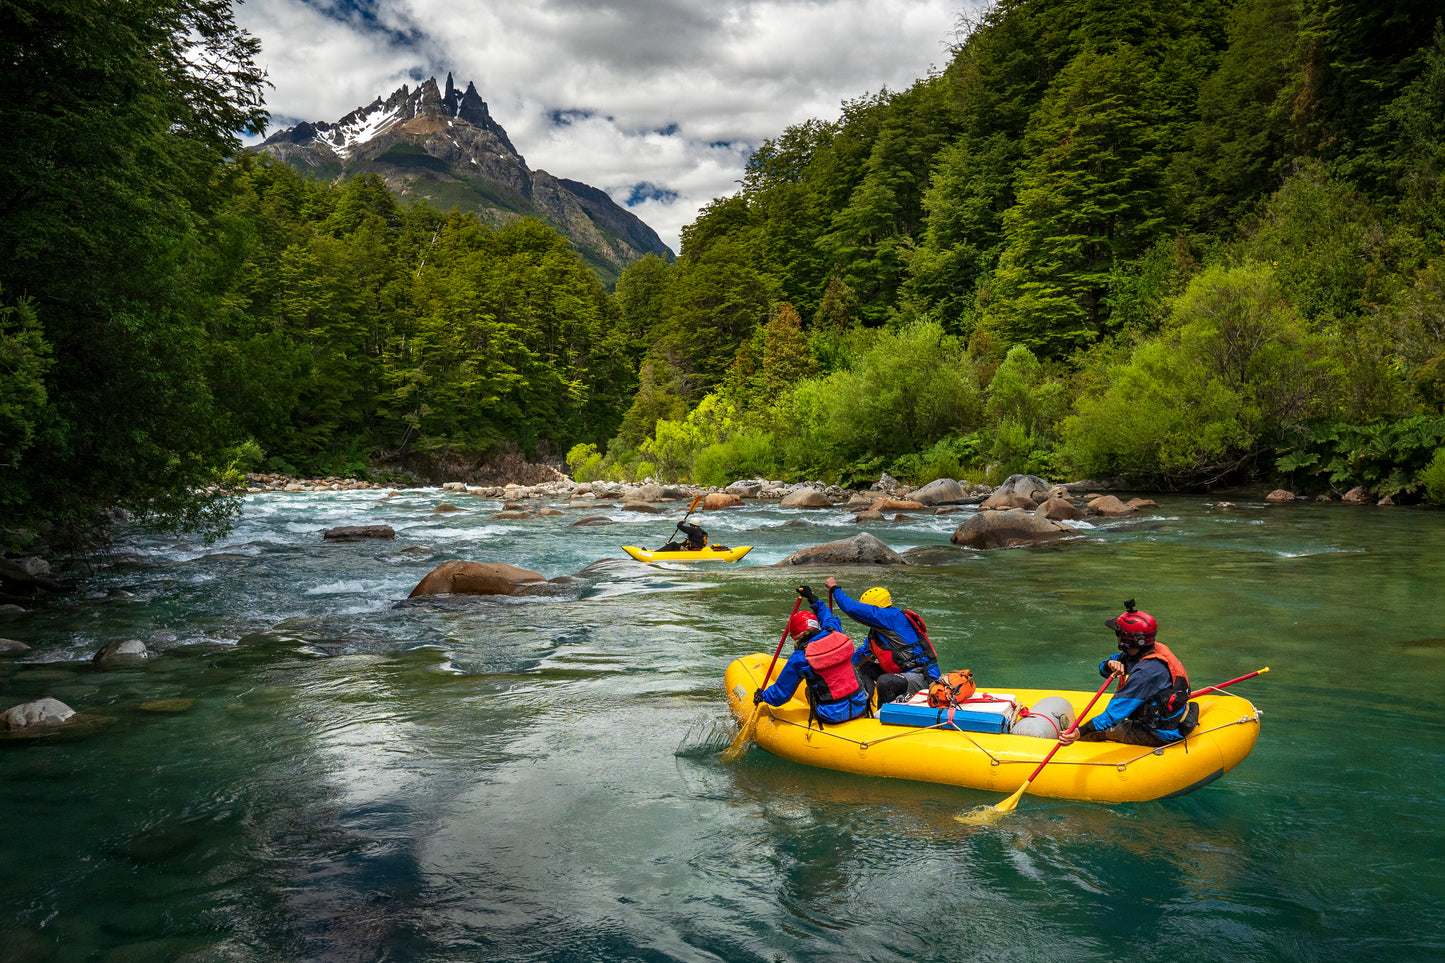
[721,706,760,762]
[954,780,1031,825]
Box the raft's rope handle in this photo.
[770,714,1007,765]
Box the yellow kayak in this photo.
[623,545,753,563]
[724,652,1261,803]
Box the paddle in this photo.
[664,494,705,548]
[957,665,1272,825]
[721,596,801,762]
[955,673,1118,825]
[1194,666,1269,696]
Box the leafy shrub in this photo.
[691,431,779,487]
[1422,448,1445,505]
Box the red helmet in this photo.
[1106,601,1157,648]
[788,612,821,641]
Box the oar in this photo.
[665,494,705,545]
[1194,666,1269,696]
[722,597,800,762]
[956,673,1118,825]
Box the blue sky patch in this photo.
[626,183,679,206]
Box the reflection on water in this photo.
[2,491,1444,959]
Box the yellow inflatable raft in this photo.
[623,545,753,563]
[724,652,1261,803]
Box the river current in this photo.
[2,489,1442,961]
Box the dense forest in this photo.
[4,0,1445,553]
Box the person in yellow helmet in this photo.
[824,576,940,704]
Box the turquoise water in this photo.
[2,491,1442,961]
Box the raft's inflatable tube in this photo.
[623,545,753,563]
[724,653,1261,804]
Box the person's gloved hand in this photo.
[753,688,765,704]
[797,585,817,603]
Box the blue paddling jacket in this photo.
[757,599,871,724]
[830,588,941,681]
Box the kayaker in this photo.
[824,576,941,705]
[1059,600,1199,747]
[753,586,872,725]
[658,521,707,553]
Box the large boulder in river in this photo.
[92,639,150,667]
[409,561,546,597]
[774,532,906,566]
[780,488,832,509]
[704,492,744,509]
[1035,496,1083,521]
[0,638,31,657]
[951,509,1079,550]
[910,478,969,506]
[3,697,76,730]
[1086,494,1136,517]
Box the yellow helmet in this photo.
[859,586,892,608]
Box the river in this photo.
[2,489,1442,961]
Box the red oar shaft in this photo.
[1019,673,1117,784]
[1194,666,1270,696]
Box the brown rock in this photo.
[323,525,396,541]
[873,498,925,512]
[408,561,547,597]
[1342,487,1373,504]
[703,492,744,510]
[978,491,1037,511]
[491,511,535,520]
[1036,496,1082,521]
[1087,495,1136,517]
[951,509,1079,550]
[854,510,885,523]
[1265,490,1296,502]
[780,489,833,509]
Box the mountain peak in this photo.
[262,75,518,159]
[253,73,674,283]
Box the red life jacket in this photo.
[804,630,862,704]
[1135,642,1192,725]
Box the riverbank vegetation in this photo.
[4,0,1445,552]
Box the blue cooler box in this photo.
[878,696,1016,734]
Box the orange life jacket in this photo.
[1135,642,1192,725]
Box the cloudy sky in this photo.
[235,0,976,253]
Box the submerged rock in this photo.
[323,525,396,541]
[408,560,547,597]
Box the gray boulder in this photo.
[910,478,969,506]
[996,474,1053,502]
[2,697,75,730]
[951,509,1079,550]
[0,638,31,656]
[775,532,907,566]
[93,639,150,667]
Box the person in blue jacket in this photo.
[753,586,872,725]
[824,576,941,705]
[1059,601,1199,748]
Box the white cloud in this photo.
[237,0,973,254]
